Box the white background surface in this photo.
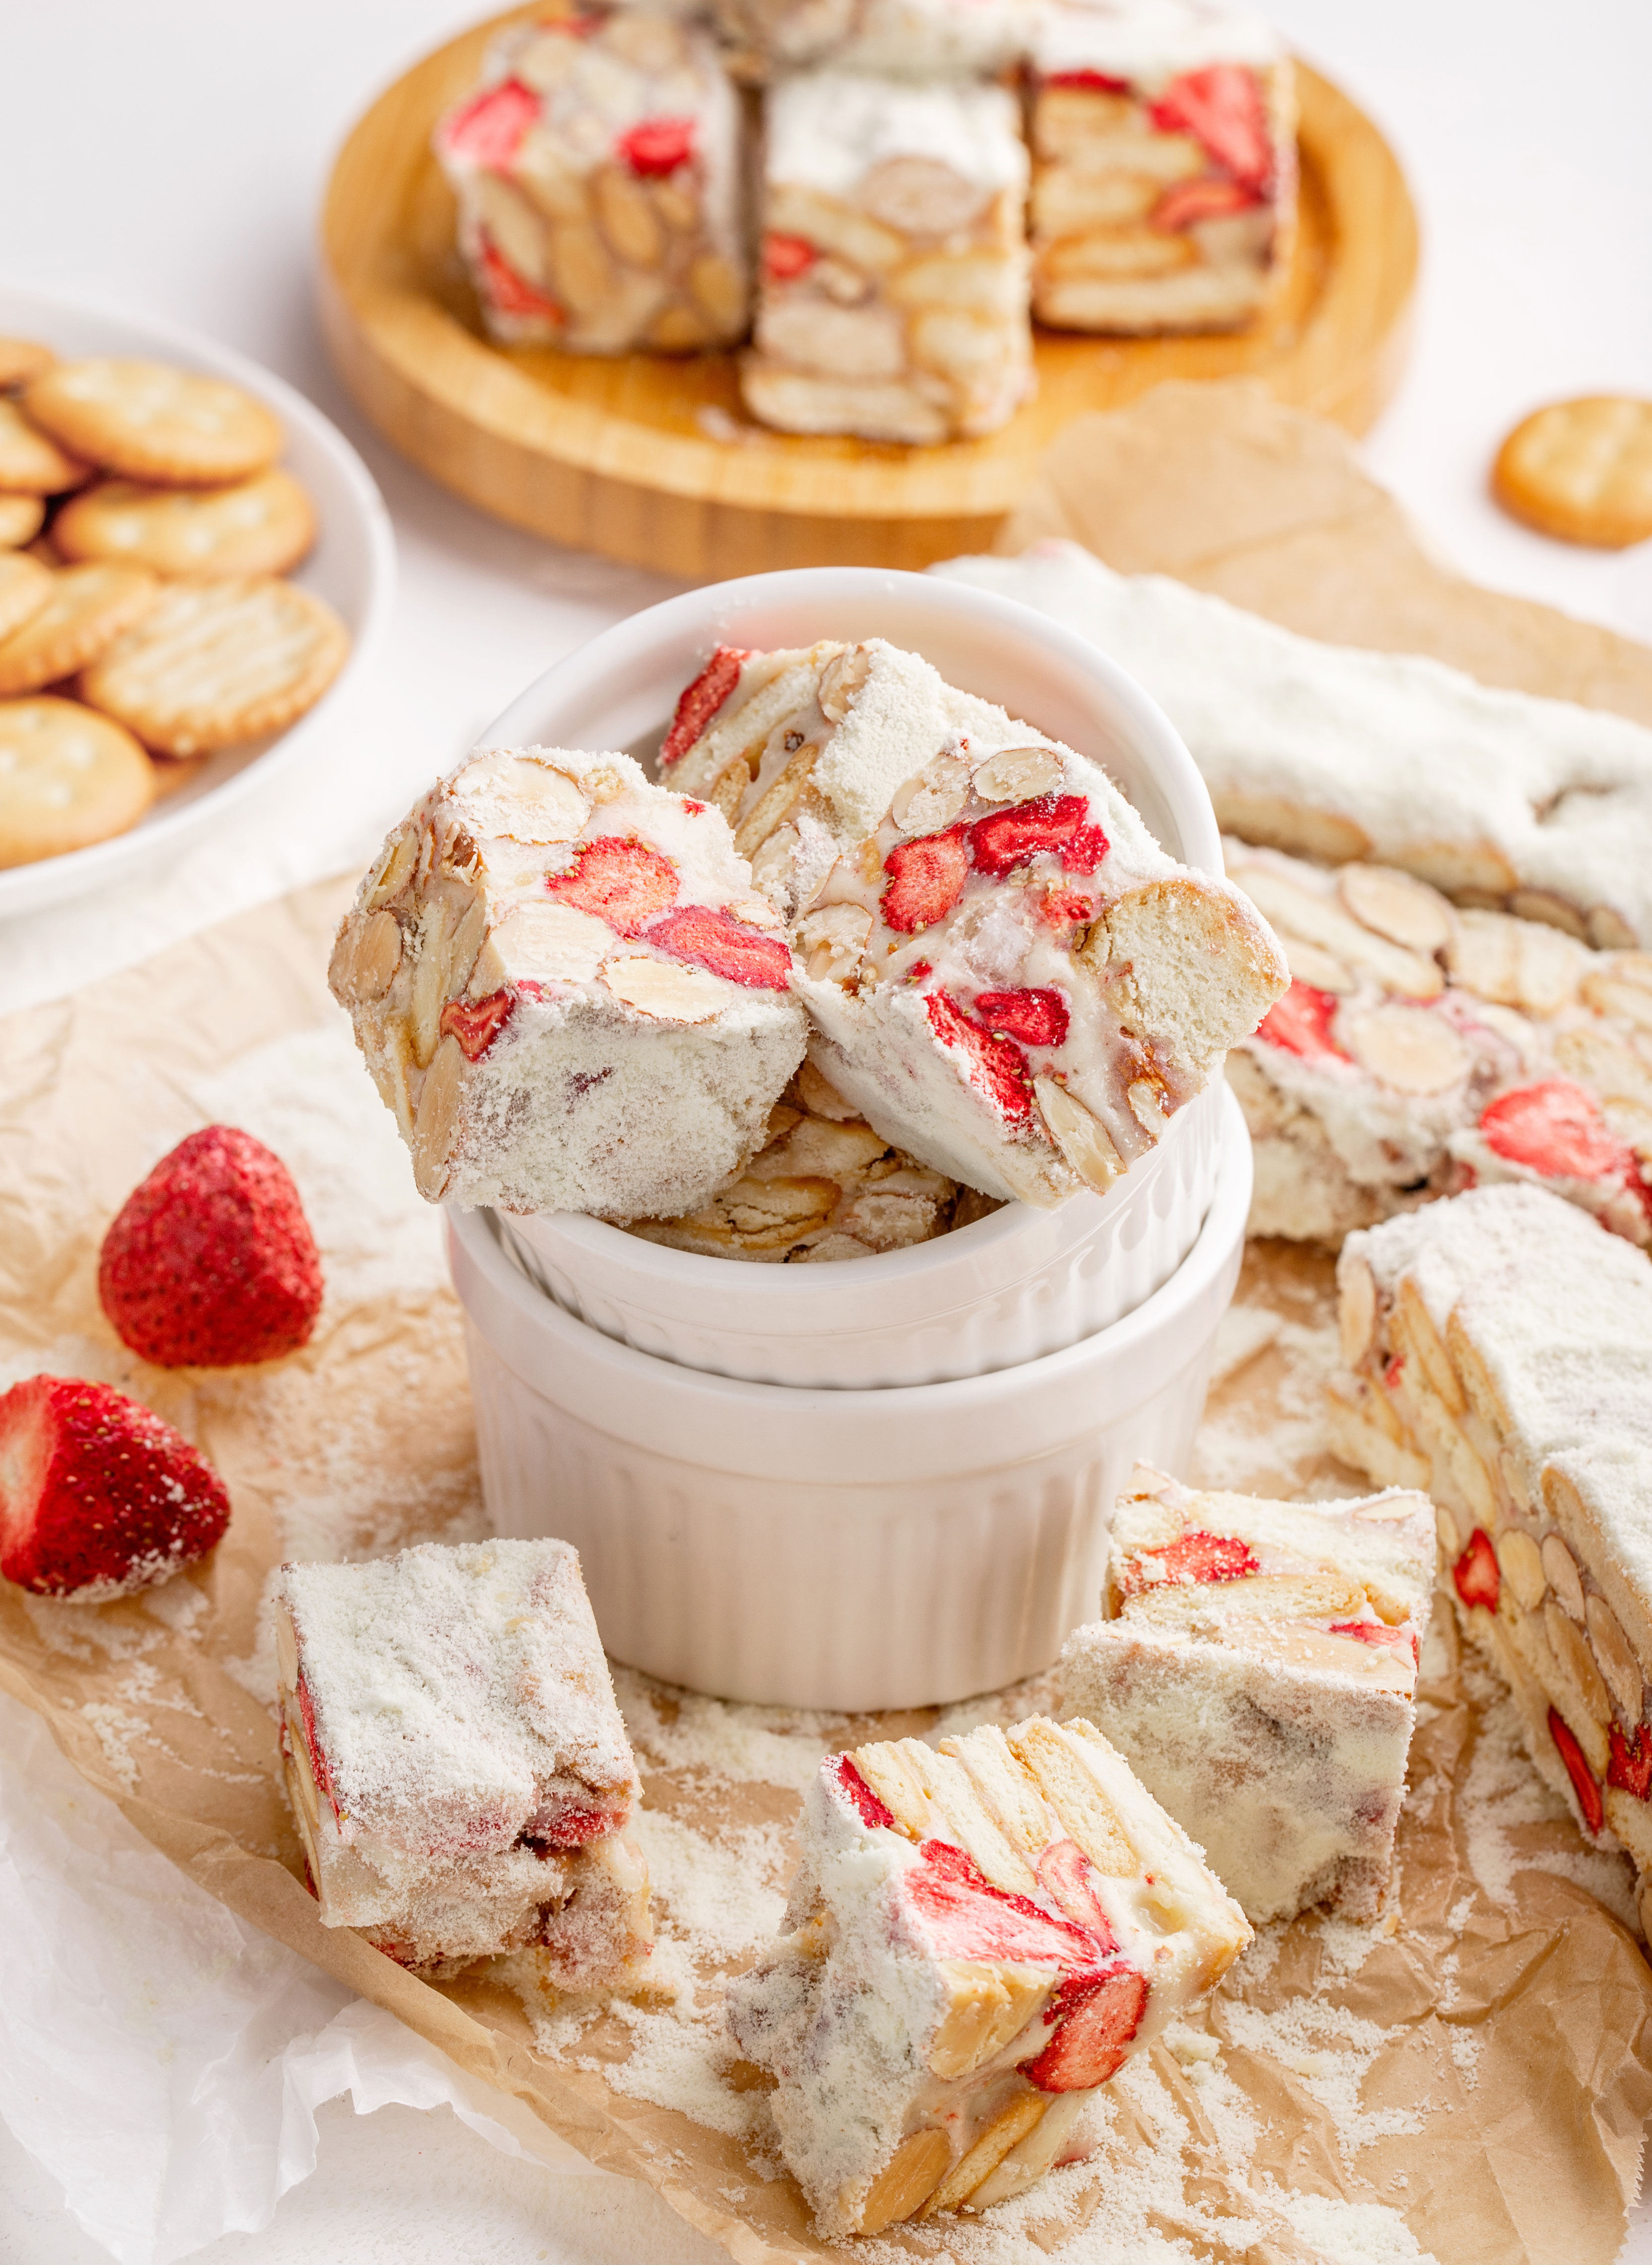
[2,1,1651,2258]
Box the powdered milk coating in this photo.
[712,0,1030,79]
[1032,0,1281,81]
[328,744,806,1221]
[1061,1464,1432,1922]
[768,73,1028,196]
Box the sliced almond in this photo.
[971,744,1063,804]
[365,825,418,910]
[928,1964,1053,2082]
[1436,1504,1461,1561]
[1497,1528,1547,1612]
[891,750,970,833]
[969,2094,1085,2211]
[1541,1533,1585,1621]
[1035,1077,1125,1192]
[1590,906,1639,951]
[1339,1255,1377,1369]
[1546,1600,1612,1727]
[1127,1078,1170,1139]
[1337,864,1454,955]
[797,901,872,984]
[920,2092,1046,2219]
[854,2129,951,2236]
[1581,969,1652,1033]
[410,1034,465,1200]
[1586,1594,1643,1722]
[601,954,728,1023]
[1341,1003,1471,1094]
[348,909,402,1003]
[1508,887,1589,942]
[450,750,589,845]
[1238,867,1443,999]
[817,644,872,725]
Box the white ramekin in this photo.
[479,567,1227,1388]
[448,1086,1251,1713]
[501,1075,1222,1388]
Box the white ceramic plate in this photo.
[0,285,395,917]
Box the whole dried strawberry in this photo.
[99,1126,323,1368]
[0,1376,230,1599]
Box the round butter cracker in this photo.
[80,577,349,755]
[0,494,46,547]
[0,398,89,495]
[0,695,155,867]
[0,562,160,696]
[1493,396,1652,549]
[0,337,56,391]
[24,358,283,487]
[0,551,54,642]
[55,467,316,580]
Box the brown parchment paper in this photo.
[5,387,1652,2265]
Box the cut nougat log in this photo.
[742,71,1031,444]
[435,9,748,354]
[726,1714,1248,2235]
[1334,1184,1652,1926]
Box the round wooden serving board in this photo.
[321,11,1418,579]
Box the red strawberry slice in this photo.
[0,1376,231,1599]
[1039,887,1095,931]
[837,1754,896,1830]
[1549,1707,1604,1836]
[477,236,564,323]
[968,795,1108,878]
[548,835,679,935]
[1149,65,1271,190]
[1044,68,1131,93]
[882,826,970,933]
[1329,1618,1416,1657]
[440,988,515,1061]
[763,232,817,281]
[295,1674,336,1805]
[1451,1528,1500,1613]
[99,1126,323,1368]
[1152,176,1260,231]
[1022,1964,1149,2092]
[617,115,696,177]
[925,990,1034,1122]
[646,903,793,989]
[439,78,539,169]
[904,1838,1102,1966]
[1255,980,1347,1060]
[973,988,1071,1048]
[661,646,750,764]
[1608,1722,1652,1801]
[1035,1838,1118,1948]
[1117,1528,1260,1597]
[522,1804,628,1850]
[1479,1079,1630,1182]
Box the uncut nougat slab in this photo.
[328,744,805,1219]
[276,1539,652,1984]
[659,634,1287,1205]
[1027,0,1294,334]
[434,8,748,354]
[1061,1463,1434,1922]
[742,72,1032,444]
[1332,1184,1652,1937]
[726,1715,1248,2236]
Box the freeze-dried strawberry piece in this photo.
[647,903,793,989]
[1255,980,1347,1061]
[440,988,515,1061]
[478,236,564,323]
[837,1754,895,1830]
[1608,1722,1652,1801]
[1479,1079,1629,1182]
[295,1674,335,1804]
[1550,1706,1604,1835]
[882,825,970,933]
[440,78,540,169]
[1149,65,1271,190]
[1117,1529,1260,1597]
[763,232,817,281]
[662,645,750,764]
[1022,1964,1149,2092]
[1044,68,1130,93]
[1451,1528,1500,1612]
[1040,886,1095,930]
[968,795,1108,878]
[548,835,679,935]
[99,1126,323,1368]
[0,1375,231,1599]
[618,115,695,176]
[1329,1619,1416,1657]
[926,989,1034,1122]
[1035,1838,1118,1948]
[1153,176,1259,231]
[973,988,1070,1048]
[522,1804,629,1851]
[905,1838,1101,1966]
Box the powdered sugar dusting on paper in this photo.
[1190,1310,1345,1494]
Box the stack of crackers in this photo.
[0,338,350,871]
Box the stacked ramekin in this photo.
[446,570,1253,1710]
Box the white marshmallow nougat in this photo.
[328,744,806,1219]
[742,72,1032,444]
[727,1715,1249,2236]
[711,0,1029,80]
[276,1539,652,1983]
[1061,1464,1434,1923]
[434,9,748,354]
[1332,1185,1652,1941]
[660,636,1287,1206]
[1027,0,1294,333]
